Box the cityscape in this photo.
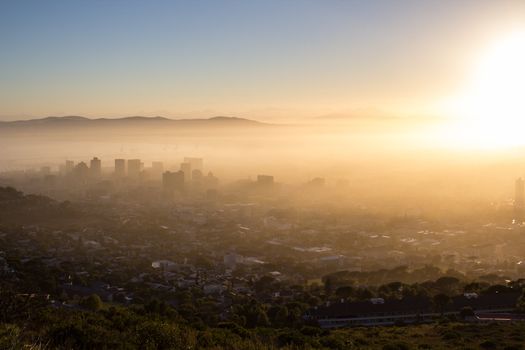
[2,0,525,349]
[2,152,525,347]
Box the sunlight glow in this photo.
[444,30,525,148]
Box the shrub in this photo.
[382,341,411,350]
[80,294,103,312]
[480,340,497,349]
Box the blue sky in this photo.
[0,0,524,120]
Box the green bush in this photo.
[382,341,411,350]
[80,294,103,312]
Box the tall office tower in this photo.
[127,159,142,179]
[204,171,219,189]
[90,157,102,177]
[162,171,185,193]
[151,161,164,180]
[74,161,90,180]
[114,159,126,177]
[515,177,525,220]
[192,169,203,181]
[257,174,274,186]
[65,160,75,174]
[184,157,203,171]
[180,162,192,182]
[308,177,325,187]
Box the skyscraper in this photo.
[257,175,274,186]
[308,177,325,187]
[127,159,142,179]
[515,177,524,220]
[192,169,203,181]
[65,160,74,174]
[204,171,219,189]
[114,159,126,177]
[180,162,192,182]
[184,157,203,171]
[90,157,101,177]
[74,161,90,180]
[150,161,164,180]
[162,171,185,194]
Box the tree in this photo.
[516,289,525,313]
[135,320,191,349]
[145,299,160,314]
[81,294,103,311]
[355,288,373,300]
[256,309,270,327]
[254,276,275,294]
[433,293,451,316]
[435,276,460,295]
[435,276,459,286]
[0,290,46,323]
[0,323,22,349]
[459,306,475,320]
[268,305,289,327]
[464,282,486,293]
[242,301,270,328]
[323,277,334,296]
[335,286,354,299]
[483,284,511,295]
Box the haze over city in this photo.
[2,1,525,349]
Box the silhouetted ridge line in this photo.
[0,115,268,128]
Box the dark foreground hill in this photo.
[2,296,525,350]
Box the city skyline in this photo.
[4,2,525,347]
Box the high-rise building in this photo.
[127,159,142,179]
[308,177,325,187]
[152,161,164,173]
[74,161,90,180]
[184,157,203,171]
[150,161,164,180]
[180,162,192,182]
[90,157,101,177]
[192,169,203,181]
[257,174,274,186]
[114,159,126,177]
[204,171,219,189]
[515,177,524,220]
[162,171,185,193]
[65,160,75,174]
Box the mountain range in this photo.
[0,116,265,128]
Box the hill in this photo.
[0,115,265,129]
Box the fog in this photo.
[1,116,523,218]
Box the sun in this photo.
[442,30,525,148]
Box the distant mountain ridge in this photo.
[0,115,265,127]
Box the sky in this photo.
[0,0,524,121]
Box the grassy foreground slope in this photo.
[1,300,524,350]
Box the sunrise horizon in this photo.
[3,1,525,348]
